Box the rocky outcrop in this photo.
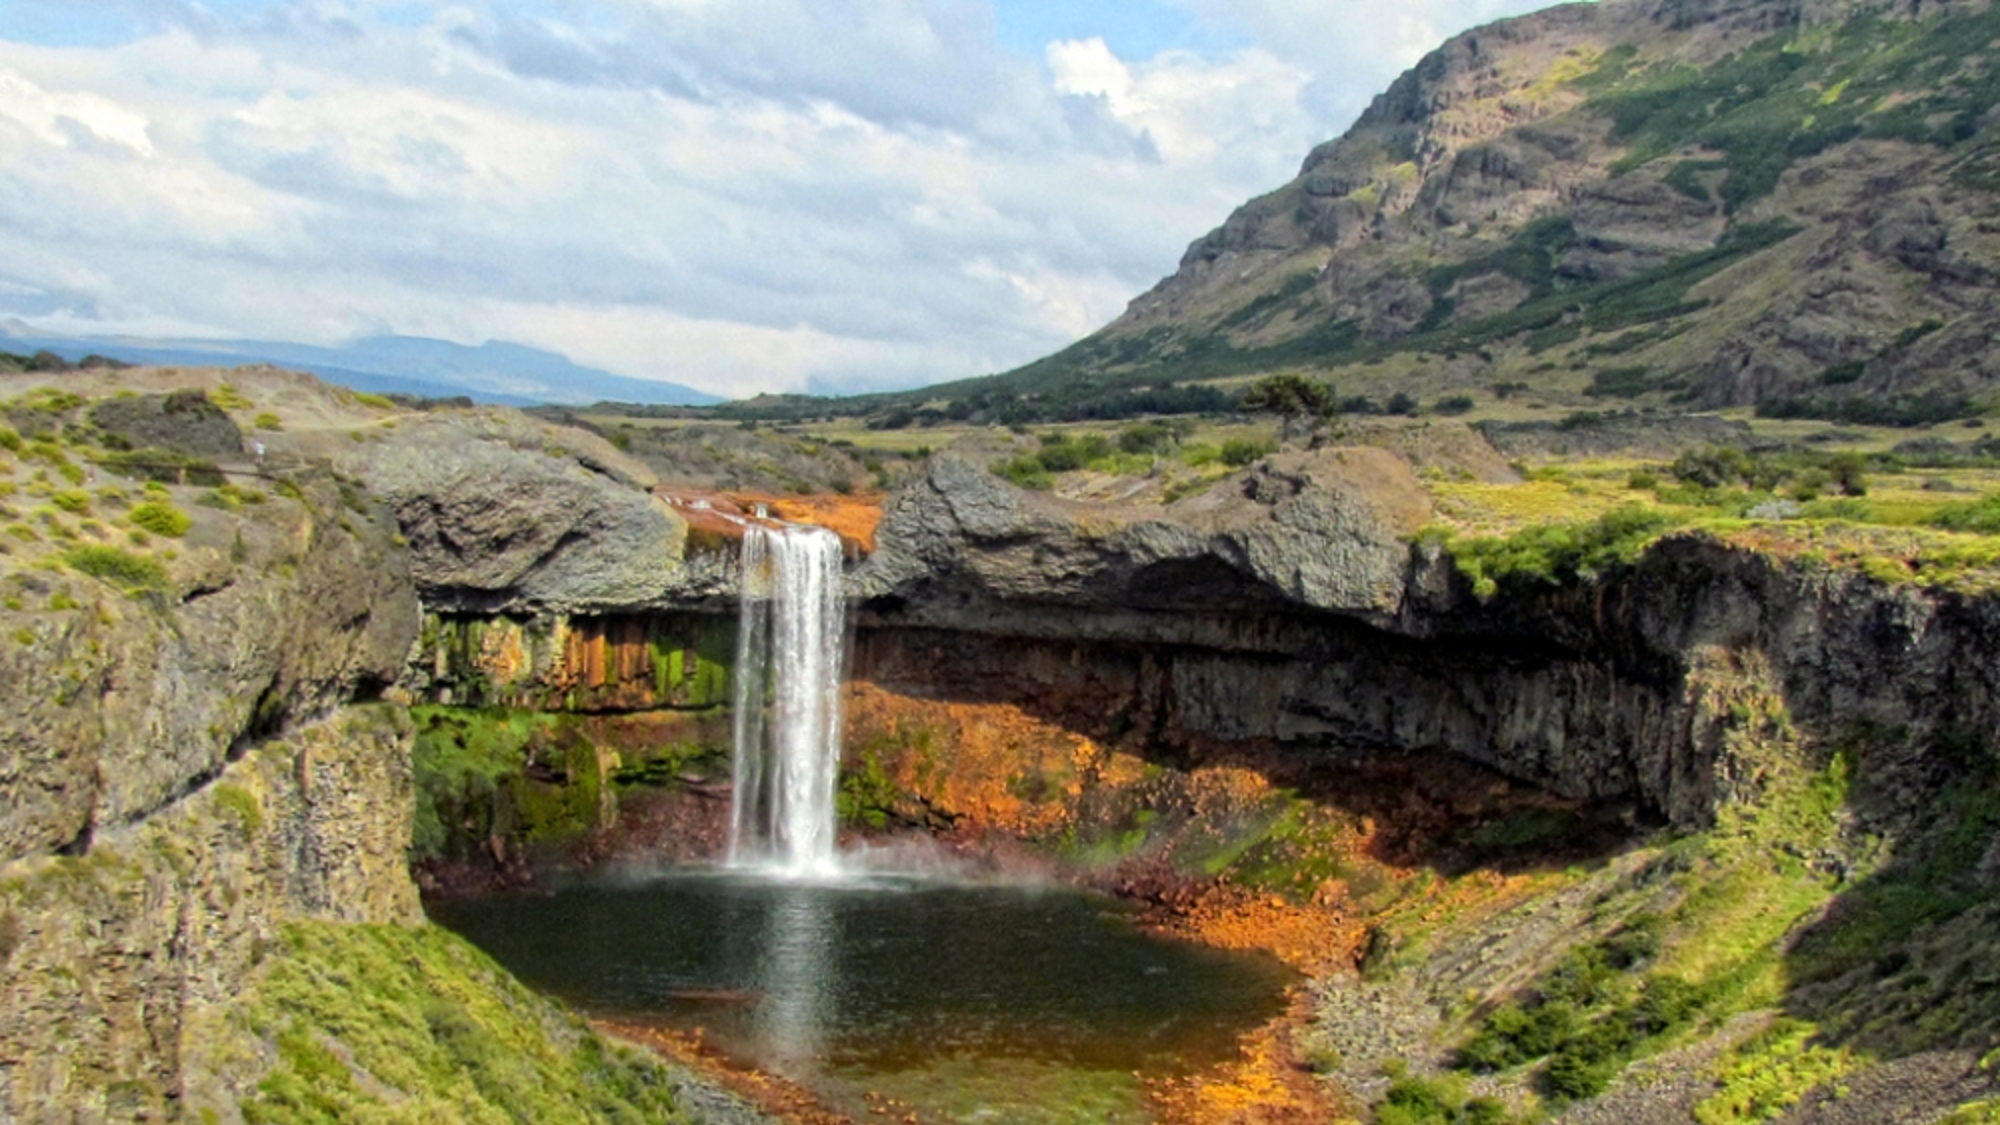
[854,456,2000,830]
[0,704,421,1121]
[346,412,736,615]
[87,390,245,458]
[859,449,1429,627]
[0,474,417,868]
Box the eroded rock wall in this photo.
[0,474,418,868]
[0,705,421,1123]
[855,458,2000,829]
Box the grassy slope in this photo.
[238,922,696,1125]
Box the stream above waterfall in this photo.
[428,869,1297,1124]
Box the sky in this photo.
[0,0,1551,398]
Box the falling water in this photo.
[729,523,848,876]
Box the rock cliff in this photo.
[854,455,1998,830]
[0,472,417,867]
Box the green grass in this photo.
[126,501,192,538]
[1434,503,1686,599]
[238,921,691,1125]
[63,545,168,591]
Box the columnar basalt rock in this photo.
[854,456,2000,830]
[0,474,417,868]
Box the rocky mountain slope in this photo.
[888,0,2000,425]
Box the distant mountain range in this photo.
[0,323,722,407]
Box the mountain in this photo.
[825,0,2000,427]
[0,325,722,407]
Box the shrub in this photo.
[253,412,283,431]
[1587,366,1657,397]
[995,456,1054,490]
[1927,493,2000,534]
[127,502,192,538]
[207,384,252,410]
[50,489,90,515]
[64,545,167,590]
[1118,419,1192,454]
[1240,373,1337,420]
[1219,437,1276,468]
[1448,504,1683,599]
[1434,394,1476,415]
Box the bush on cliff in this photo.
[63,545,167,591]
[126,501,192,538]
[1444,504,1684,599]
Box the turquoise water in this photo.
[429,870,1296,1124]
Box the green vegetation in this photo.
[212,783,265,837]
[1437,504,1683,599]
[1374,1067,1519,1125]
[1586,7,2000,209]
[410,707,564,860]
[95,448,226,487]
[1928,493,2000,534]
[239,922,691,1125]
[207,384,253,411]
[1241,373,1338,424]
[1694,1019,1853,1124]
[995,425,1202,488]
[1220,436,1277,467]
[837,748,901,829]
[203,483,267,512]
[1758,391,1982,428]
[1458,923,1699,1101]
[63,545,168,591]
[127,501,192,538]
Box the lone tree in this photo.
[1240,373,1338,444]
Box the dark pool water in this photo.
[428,869,1296,1124]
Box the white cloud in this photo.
[0,0,1557,398]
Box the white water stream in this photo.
[728,523,848,877]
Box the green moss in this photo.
[409,706,553,861]
[642,617,734,708]
[213,783,265,837]
[410,707,615,858]
[238,922,691,1124]
[836,748,901,829]
[510,740,603,845]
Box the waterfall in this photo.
[729,523,848,876]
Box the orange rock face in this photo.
[655,488,884,557]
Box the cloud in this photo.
[1170,0,1565,123]
[0,0,1555,398]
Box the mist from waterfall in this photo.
[728,523,847,877]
